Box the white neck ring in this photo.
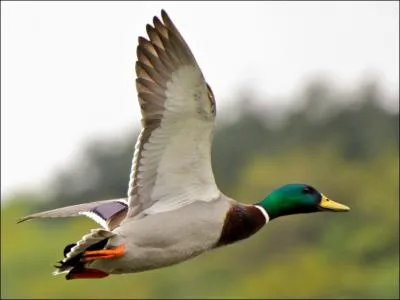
[255,205,270,223]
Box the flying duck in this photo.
[18,9,350,280]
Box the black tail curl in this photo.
[54,238,109,276]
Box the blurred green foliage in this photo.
[2,79,399,298]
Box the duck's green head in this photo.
[257,184,350,221]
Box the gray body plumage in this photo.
[91,197,232,274]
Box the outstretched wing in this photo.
[18,199,128,230]
[127,10,220,218]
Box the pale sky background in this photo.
[1,1,399,201]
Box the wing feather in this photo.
[18,199,128,230]
[126,10,219,218]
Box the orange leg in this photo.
[82,244,125,263]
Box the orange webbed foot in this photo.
[82,244,125,263]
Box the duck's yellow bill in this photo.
[318,195,350,212]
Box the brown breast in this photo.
[215,204,266,247]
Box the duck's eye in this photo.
[302,186,314,194]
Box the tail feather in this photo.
[53,229,114,276]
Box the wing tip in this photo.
[16,216,30,224]
[160,9,170,23]
[145,23,155,37]
[153,15,162,27]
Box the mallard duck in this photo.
[18,10,350,280]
